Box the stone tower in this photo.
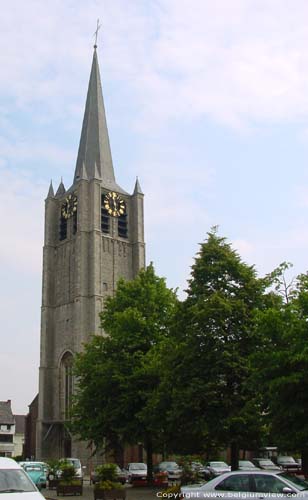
[36,47,145,462]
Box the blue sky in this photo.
[2,0,308,414]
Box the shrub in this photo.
[94,464,124,491]
[96,480,124,491]
[94,463,118,482]
[58,461,78,484]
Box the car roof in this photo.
[218,470,282,475]
[0,457,21,469]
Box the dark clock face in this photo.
[104,191,126,217]
[61,194,78,219]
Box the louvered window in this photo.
[118,213,128,238]
[101,195,110,234]
[59,214,67,241]
[73,210,77,234]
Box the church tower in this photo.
[36,47,145,461]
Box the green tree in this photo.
[159,228,266,467]
[252,271,308,475]
[70,263,177,481]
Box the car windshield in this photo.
[65,459,80,469]
[130,464,146,470]
[259,460,275,466]
[0,469,37,493]
[239,461,255,466]
[161,463,179,469]
[279,473,308,491]
[279,457,296,463]
[211,462,228,468]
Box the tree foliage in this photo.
[70,227,308,471]
[70,264,177,477]
[157,229,267,465]
[252,271,308,473]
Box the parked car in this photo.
[0,457,46,500]
[181,469,308,499]
[126,463,147,483]
[276,456,302,472]
[59,458,84,479]
[155,461,182,481]
[22,463,47,490]
[153,469,168,486]
[238,460,260,471]
[252,458,281,471]
[189,462,208,479]
[90,465,128,484]
[204,461,231,478]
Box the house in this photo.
[0,400,15,457]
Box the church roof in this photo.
[74,49,127,194]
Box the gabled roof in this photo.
[0,401,15,425]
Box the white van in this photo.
[59,458,83,479]
[0,457,45,500]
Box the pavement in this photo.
[43,482,166,500]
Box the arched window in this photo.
[60,352,74,420]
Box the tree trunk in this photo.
[145,435,153,484]
[301,448,308,477]
[230,442,239,471]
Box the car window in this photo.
[253,475,288,493]
[215,475,250,492]
[279,473,308,491]
[0,469,37,492]
[66,459,81,469]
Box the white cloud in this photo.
[2,0,308,131]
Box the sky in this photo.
[2,0,308,414]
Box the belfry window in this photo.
[101,194,110,234]
[59,213,67,241]
[73,210,77,235]
[118,213,128,238]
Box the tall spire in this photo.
[74,48,115,186]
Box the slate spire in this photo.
[56,178,65,197]
[133,176,143,195]
[74,48,115,185]
[47,180,54,198]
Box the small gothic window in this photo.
[101,195,110,234]
[118,213,128,238]
[59,212,67,241]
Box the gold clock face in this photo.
[61,193,78,219]
[104,191,126,217]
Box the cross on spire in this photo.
[93,19,101,49]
